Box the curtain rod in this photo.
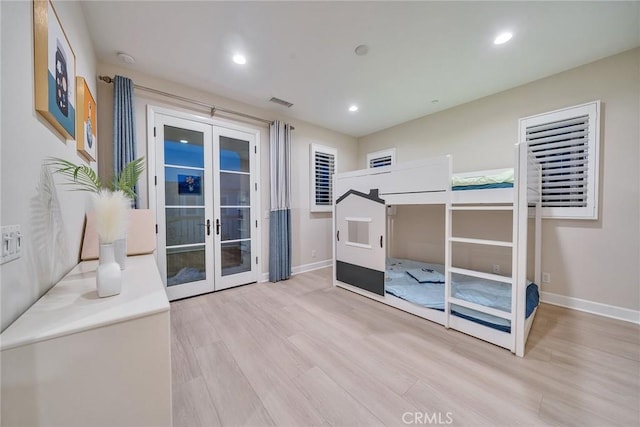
[98,75,291,128]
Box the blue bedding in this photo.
[406,268,445,283]
[452,182,514,191]
[385,258,539,332]
[386,259,446,309]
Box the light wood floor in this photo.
[170,268,640,427]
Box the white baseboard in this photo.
[260,259,332,283]
[540,291,640,324]
[292,259,332,275]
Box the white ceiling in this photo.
[82,1,640,137]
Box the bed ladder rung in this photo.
[449,205,514,211]
[449,267,512,284]
[448,237,512,247]
[449,297,512,320]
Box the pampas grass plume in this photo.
[93,190,130,243]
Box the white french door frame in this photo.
[212,126,259,291]
[147,105,262,300]
[153,114,214,300]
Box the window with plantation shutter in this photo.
[310,144,337,212]
[367,148,396,169]
[520,101,600,219]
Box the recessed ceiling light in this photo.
[494,32,513,45]
[179,139,188,144]
[232,54,247,65]
[348,105,359,112]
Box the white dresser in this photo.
[0,255,171,426]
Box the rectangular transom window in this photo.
[367,148,396,168]
[310,144,337,212]
[520,101,600,219]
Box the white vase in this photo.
[97,243,122,297]
[113,236,127,270]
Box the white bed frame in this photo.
[333,143,541,357]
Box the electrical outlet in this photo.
[311,250,316,258]
[1,225,22,265]
[2,232,10,257]
[542,272,551,283]
[492,264,501,274]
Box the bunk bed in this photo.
[332,144,541,357]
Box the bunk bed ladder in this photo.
[444,198,452,328]
[446,201,518,352]
[514,143,532,357]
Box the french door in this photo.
[153,111,259,300]
[212,127,258,290]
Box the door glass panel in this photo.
[166,246,206,286]
[165,167,204,206]
[163,124,207,287]
[220,172,250,206]
[164,126,204,167]
[220,136,250,172]
[221,241,251,276]
[218,134,252,282]
[220,208,251,241]
[166,208,205,246]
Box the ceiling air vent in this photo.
[269,97,293,108]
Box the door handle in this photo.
[199,220,211,236]
[380,235,383,248]
[336,230,340,241]
[216,219,221,235]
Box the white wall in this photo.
[0,1,97,331]
[358,48,640,314]
[95,62,358,279]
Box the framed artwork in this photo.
[76,77,97,161]
[178,175,201,195]
[34,0,76,140]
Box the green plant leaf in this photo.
[47,156,145,200]
[47,157,102,193]
[113,157,145,199]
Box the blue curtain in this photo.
[113,75,138,207]
[269,121,292,282]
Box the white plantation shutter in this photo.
[314,152,334,205]
[521,101,600,219]
[367,148,396,168]
[310,144,337,212]
[369,156,392,168]
[528,116,589,207]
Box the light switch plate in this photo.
[1,225,22,264]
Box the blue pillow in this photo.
[406,268,445,283]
